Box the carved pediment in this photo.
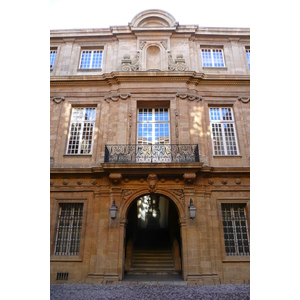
[129,9,178,29]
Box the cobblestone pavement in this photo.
[50,283,250,299]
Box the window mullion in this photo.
[211,49,215,67]
[78,121,84,154]
[89,51,93,68]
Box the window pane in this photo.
[80,51,92,69]
[50,50,57,68]
[212,49,224,67]
[91,50,102,68]
[201,49,213,67]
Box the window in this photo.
[201,48,224,67]
[54,203,83,256]
[246,48,250,69]
[137,108,170,145]
[50,50,57,69]
[66,107,96,155]
[209,107,239,155]
[221,203,250,256]
[79,50,103,69]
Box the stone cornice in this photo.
[50,72,249,87]
[50,26,249,40]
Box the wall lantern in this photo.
[110,199,118,220]
[188,198,196,220]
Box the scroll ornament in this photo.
[121,53,140,71]
[168,52,188,71]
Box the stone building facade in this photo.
[50,9,250,285]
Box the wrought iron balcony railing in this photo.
[104,144,199,163]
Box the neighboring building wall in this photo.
[50,9,250,285]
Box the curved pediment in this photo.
[129,9,178,29]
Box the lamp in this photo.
[110,199,118,220]
[188,198,196,220]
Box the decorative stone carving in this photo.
[109,173,122,184]
[174,178,180,183]
[168,52,188,71]
[52,96,65,104]
[238,96,250,103]
[147,173,158,192]
[139,41,146,50]
[221,178,228,185]
[77,179,83,185]
[104,93,131,103]
[183,173,196,184]
[91,179,98,185]
[235,178,242,184]
[176,93,202,102]
[208,179,214,185]
[63,179,68,185]
[121,53,140,71]
[161,40,168,50]
[169,189,185,206]
[121,189,137,207]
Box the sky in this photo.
[50,0,251,30]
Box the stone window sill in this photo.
[51,256,83,262]
[222,256,250,263]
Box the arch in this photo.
[129,9,178,29]
[120,188,186,221]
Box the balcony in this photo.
[104,144,199,163]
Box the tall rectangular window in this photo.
[54,203,83,256]
[66,107,96,155]
[221,203,250,256]
[209,107,239,155]
[50,50,57,69]
[246,48,250,69]
[201,48,224,67]
[79,50,103,69]
[137,108,170,145]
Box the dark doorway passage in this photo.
[124,194,182,281]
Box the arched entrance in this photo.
[123,193,183,280]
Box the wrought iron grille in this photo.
[221,203,250,256]
[104,144,199,163]
[54,203,83,256]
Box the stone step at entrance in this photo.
[126,247,181,277]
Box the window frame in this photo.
[245,47,250,69]
[209,107,239,156]
[50,197,88,262]
[217,198,250,262]
[54,203,84,256]
[201,47,225,68]
[66,106,96,155]
[137,107,170,145]
[50,49,57,70]
[79,49,103,69]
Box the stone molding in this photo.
[104,93,131,103]
[176,93,202,101]
[238,96,250,103]
[109,173,122,184]
[52,96,65,104]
